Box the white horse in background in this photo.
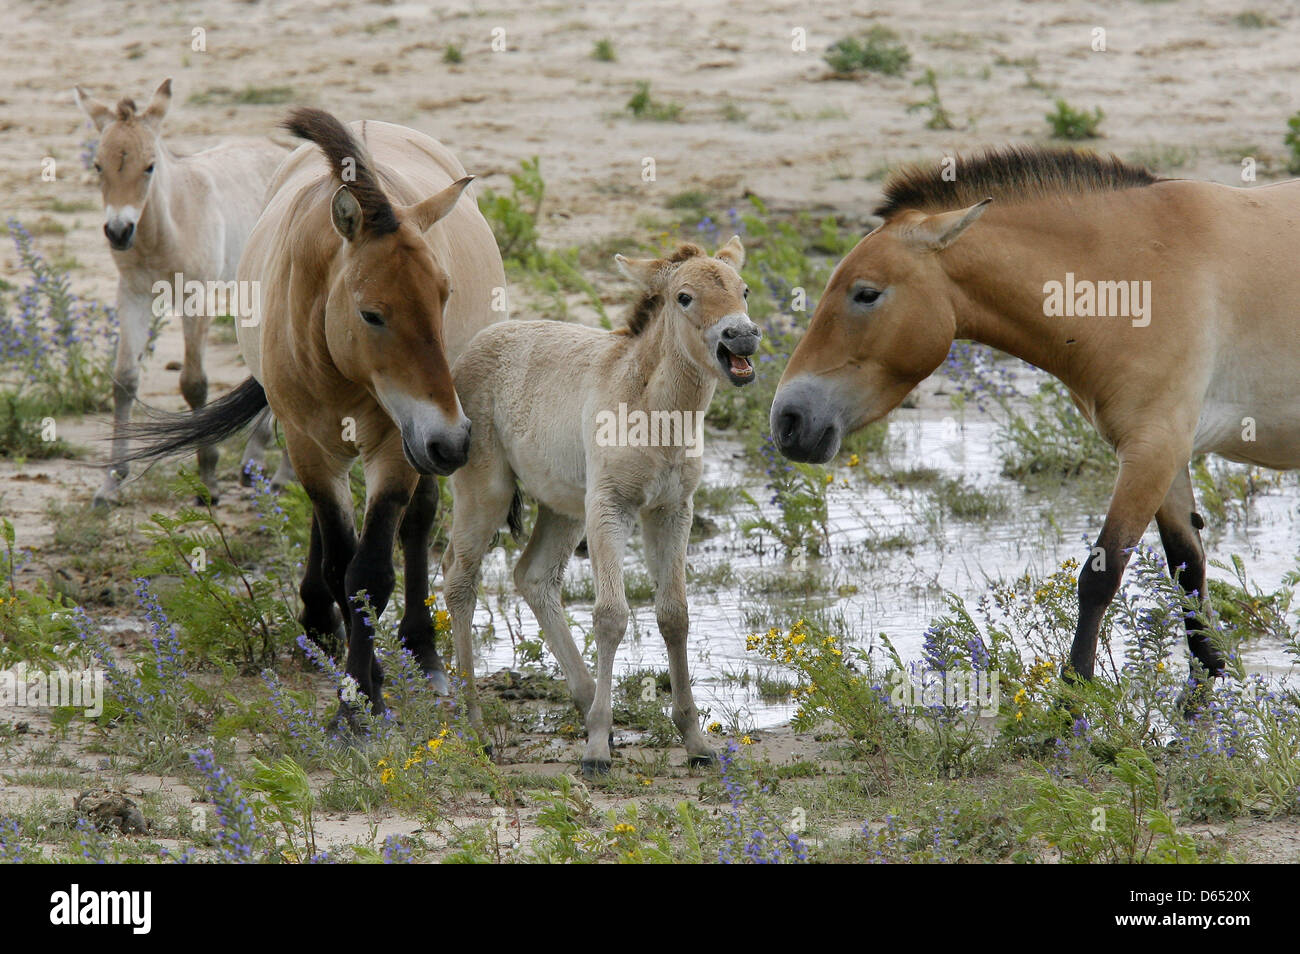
[75,77,290,505]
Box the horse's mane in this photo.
[282,107,399,236]
[875,146,1162,220]
[617,243,708,337]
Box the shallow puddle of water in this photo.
[465,401,1300,731]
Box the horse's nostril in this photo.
[776,409,801,445]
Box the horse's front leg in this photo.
[581,493,634,777]
[180,312,218,502]
[1155,464,1225,680]
[94,286,152,509]
[397,474,450,694]
[1067,445,1180,681]
[642,499,715,767]
[338,457,417,722]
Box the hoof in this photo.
[580,758,611,779]
[428,669,451,696]
[196,493,220,507]
[688,752,718,769]
[90,495,113,513]
[239,465,257,488]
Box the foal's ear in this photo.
[714,234,745,269]
[615,254,665,288]
[407,175,475,232]
[907,197,992,251]
[141,78,172,129]
[331,185,364,242]
[74,86,113,132]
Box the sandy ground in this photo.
[3,0,1300,860]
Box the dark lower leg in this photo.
[1157,518,1224,677]
[341,491,409,714]
[397,476,443,673]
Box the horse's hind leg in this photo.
[180,313,219,502]
[515,504,593,716]
[643,501,715,767]
[443,465,515,745]
[397,474,450,693]
[1155,464,1224,680]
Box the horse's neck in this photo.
[630,312,714,412]
[942,214,1104,393]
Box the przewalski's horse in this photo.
[125,108,506,725]
[770,146,1300,688]
[74,78,288,505]
[446,238,760,775]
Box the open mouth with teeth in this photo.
[717,342,755,386]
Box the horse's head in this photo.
[74,78,172,252]
[771,198,991,462]
[286,108,473,476]
[615,236,760,386]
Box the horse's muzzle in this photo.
[770,380,841,463]
[104,221,135,251]
[402,420,471,476]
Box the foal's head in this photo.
[615,236,760,386]
[771,198,991,462]
[286,107,475,476]
[74,78,173,252]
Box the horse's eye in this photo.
[93,162,102,174]
[145,163,155,174]
[853,286,882,307]
[360,310,384,327]
[677,292,693,308]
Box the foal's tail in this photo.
[122,376,269,465]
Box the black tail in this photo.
[507,488,524,543]
[121,377,268,465]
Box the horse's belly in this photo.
[1194,400,1300,469]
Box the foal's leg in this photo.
[514,504,593,715]
[581,495,634,776]
[444,468,516,744]
[642,502,715,766]
[179,313,219,502]
[1155,465,1224,678]
[1067,449,1179,680]
[94,287,152,508]
[397,474,451,694]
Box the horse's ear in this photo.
[140,78,172,129]
[74,86,113,132]
[715,234,745,269]
[906,197,992,251]
[331,185,364,242]
[407,176,474,232]
[615,254,664,288]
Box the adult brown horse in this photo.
[127,108,505,725]
[772,146,1300,687]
